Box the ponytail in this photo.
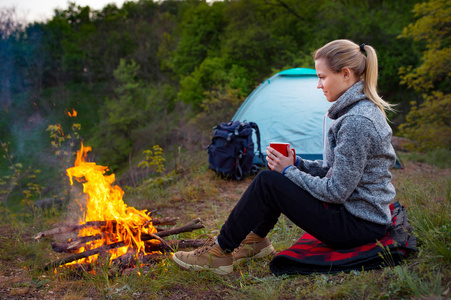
[361,44,394,118]
[314,40,394,118]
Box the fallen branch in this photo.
[44,240,125,270]
[152,217,179,226]
[149,218,204,238]
[50,218,204,253]
[52,234,103,253]
[35,217,179,240]
[43,219,205,269]
[148,233,174,252]
[35,221,105,239]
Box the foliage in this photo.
[0,141,21,204]
[399,92,451,151]
[1,0,429,175]
[19,168,44,217]
[138,145,166,174]
[91,59,150,170]
[398,0,451,93]
[193,85,245,132]
[0,140,43,217]
[169,1,226,78]
[46,122,81,161]
[177,57,252,109]
[398,0,451,150]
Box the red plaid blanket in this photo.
[270,201,416,275]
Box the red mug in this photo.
[269,142,296,164]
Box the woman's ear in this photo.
[342,67,351,80]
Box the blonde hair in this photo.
[314,39,393,118]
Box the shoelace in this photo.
[233,238,260,254]
[233,241,246,254]
[193,237,216,256]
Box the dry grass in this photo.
[0,151,450,299]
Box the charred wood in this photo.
[50,218,204,253]
[35,217,179,240]
[43,219,205,270]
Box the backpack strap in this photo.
[250,122,266,167]
[227,132,234,143]
[235,151,244,180]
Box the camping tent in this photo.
[232,68,331,163]
[232,67,404,169]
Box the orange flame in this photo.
[66,143,157,264]
[67,109,77,117]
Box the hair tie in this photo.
[360,43,366,53]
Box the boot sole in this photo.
[172,254,233,275]
[233,244,276,265]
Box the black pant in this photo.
[217,170,387,251]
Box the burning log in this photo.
[41,144,206,273]
[46,239,207,271]
[45,239,127,270]
[34,217,179,240]
[53,236,207,254]
[52,234,103,253]
[50,218,203,253]
[35,221,105,240]
[43,218,205,270]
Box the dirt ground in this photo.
[0,161,449,299]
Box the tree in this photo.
[168,1,227,77]
[398,0,450,93]
[399,92,451,151]
[91,59,150,170]
[398,0,451,150]
[177,57,252,109]
[0,7,22,112]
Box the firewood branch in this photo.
[44,240,126,270]
[146,218,204,238]
[35,217,179,240]
[43,218,205,269]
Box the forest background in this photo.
[0,0,450,298]
[0,0,450,235]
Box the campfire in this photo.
[35,143,205,272]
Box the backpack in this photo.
[207,121,264,180]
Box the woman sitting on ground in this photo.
[172,39,396,275]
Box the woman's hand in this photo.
[266,144,294,173]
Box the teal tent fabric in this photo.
[233,68,331,162]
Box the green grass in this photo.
[0,149,450,299]
[398,148,451,169]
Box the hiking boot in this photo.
[172,238,233,275]
[233,232,276,264]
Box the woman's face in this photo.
[315,58,353,103]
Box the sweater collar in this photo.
[327,81,366,120]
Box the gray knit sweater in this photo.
[284,81,396,225]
